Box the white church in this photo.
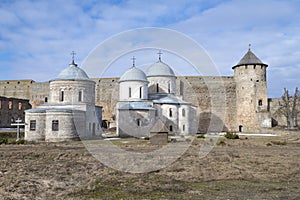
[24,52,197,142]
[25,58,102,142]
[117,53,198,137]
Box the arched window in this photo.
[8,101,12,109]
[156,83,159,93]
[45,97,48,103]
[129,87,132,98]
[59,90,64,102]
[137,119,141,126]
[18,102,22,110]
[168,82,171,93]
[169,108,173,117]
[182,108,185,117]
[78,91,82,102]
[183,124,185,131]
[169,125,173,132]
[139,86,142,99]
[258,99,262,106]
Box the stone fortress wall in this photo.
[0,74,289,132]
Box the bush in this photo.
[224,132,239,139]
[271,140,287,145]
[144,137,149,140]
[0,137,8,145]
[16,139,25,145]
[217,139,226,146]
[197,134,205,139]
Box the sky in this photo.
[0,0,300,97]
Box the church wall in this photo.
[24,111,46,141]
[49,80,95,104]
[148,76,176,94]
[119,81,148,101]
[45,110,83,142]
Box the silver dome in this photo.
[55,61,90,80]
[119,67,148,82]
[146,60,175,77]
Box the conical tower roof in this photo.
[233,49,268,69]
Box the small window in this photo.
[169,125,173,132]
[169,108,173,117]
[258,99,263,106]
[139,87,142,99]
[60,90,64,102]
[129,87,132,98]
[52,120,59,131]
[137,119,141,126]
[8,101,12,110]
[168,82,171,93]
[18,102,22,110]
[78,91,82,102]
[45,97,48,103]
[156,83,159,93]
[182,109,185,117]
[30,120,36,131]
[183,124,185,131]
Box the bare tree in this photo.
[278,87,300,130]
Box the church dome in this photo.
[146,59,175,77]
[119,67,148,83]
[55,60,90,81]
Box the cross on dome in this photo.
[131,56,136,67]
[157,50,162,61]
[70,51,77,66]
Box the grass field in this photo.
[0,133,299,199]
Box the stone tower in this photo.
[233,48,269,132]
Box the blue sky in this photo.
[0,0,300,97]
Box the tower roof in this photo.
[233,49,268,69]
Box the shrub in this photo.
[144,137,149,140]
[0,137,8,145]
[197,134,205,139]
[16,139,25,145]
[271,140,287,145]
[217,139,226,145]
[224,132,239,139]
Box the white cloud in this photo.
[0,0,299,97]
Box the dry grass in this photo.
[0,134,299,199]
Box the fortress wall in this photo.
[92,78,119,123]
[268,97,300,127]
[30,82,50,107]
[1,76,239,132]
[178,76,237,132]
[0,80,33,100]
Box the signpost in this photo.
[11,118,25,141]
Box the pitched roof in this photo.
[233,49,268,69]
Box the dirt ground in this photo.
[0,133,299,200]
